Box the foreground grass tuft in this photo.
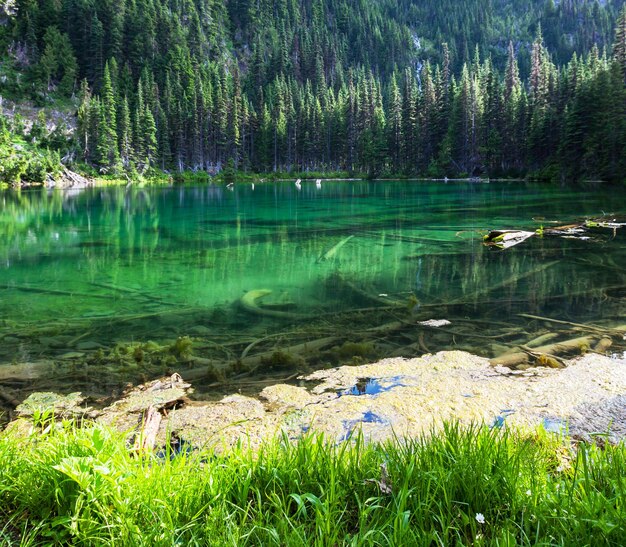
[0,420,624,545]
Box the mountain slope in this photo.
[0,0,625,182]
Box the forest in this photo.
[0,0,625,182]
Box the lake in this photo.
[1,180,624,404]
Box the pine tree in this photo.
[98,62,120,170]
[387,73,403,172]
[613,5,626,83]
[77,79,93,160]
[118,96,133,169]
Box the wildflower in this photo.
[475,513,485,524]
[526,489,532,496]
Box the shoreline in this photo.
[3,350,625,544]
[6,350,626,447]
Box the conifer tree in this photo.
[98,62,120,170]
[613,5,626,82]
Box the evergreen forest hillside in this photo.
[1,0,626,182]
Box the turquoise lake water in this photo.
[0,181,624,401]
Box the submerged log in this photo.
[316,235,354,263]
[594,338,613,353]
[491,335,597,368]
[240,336,339,369]
[525,332,561,348]
[239,289,309,320]
[181,336,339,382]
[0,360,53,381]
[6,284,112,299]
[327,273,403,307]
[450,261,560,305]
[518,314,626,337]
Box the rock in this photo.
[260,384,315,411]
[160,396,269,452]
[16,391,93,419]
[567,394,626,443]
[99,374,191,419]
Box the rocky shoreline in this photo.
[8,351,626,450]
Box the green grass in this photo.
[0,420,624,546]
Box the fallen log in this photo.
[180,336,339,382]
[316,235,354,263]
[525,332,561,348]
[327,273,403,307]
[6,284,112,299]
[518,314,626,337]
[0,360,53,381]
[594,338,613,353]
[450,261,560,305]
[490,335,597,368]
[133,406,162,453]
[239,289,310,320]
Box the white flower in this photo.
[526,489,532,496]
[475,513,485,524]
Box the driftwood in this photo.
[519,314,626,337]
[484,230,536,249]
[46,168,93,188]
[594,338,613,353]
[133,406,162,453]
[488,215,625,246]
[241,336,339,369]
[491,335,597,368]
[525,332,561,348]
[240,330,334,361]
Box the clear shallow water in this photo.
[1,181,624,401]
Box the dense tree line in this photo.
[1,0,625,182]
